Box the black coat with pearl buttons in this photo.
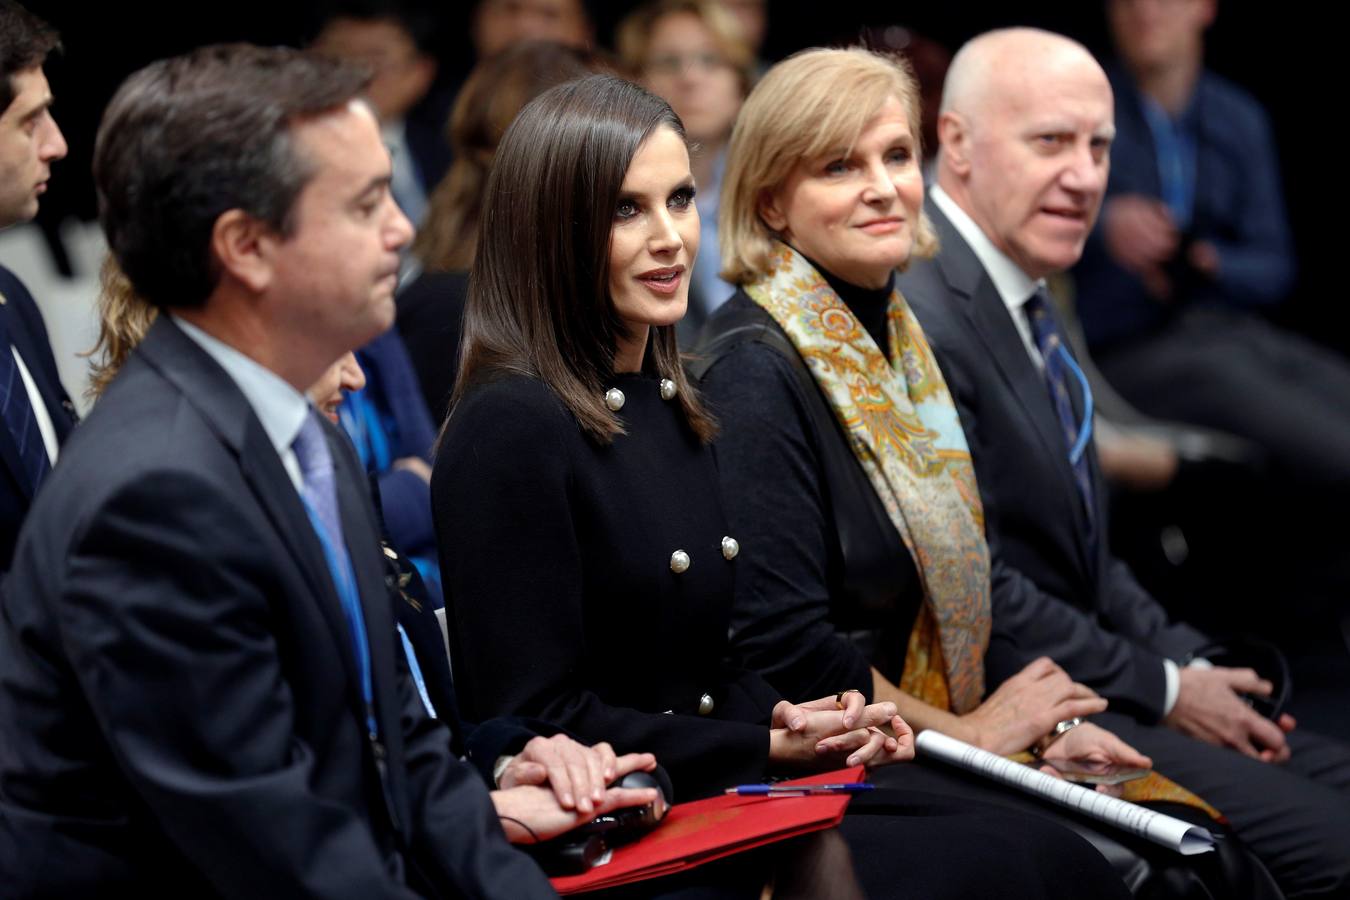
[433,372,780,801]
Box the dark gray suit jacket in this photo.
[0,317,555,897]
[899,201,1206,721]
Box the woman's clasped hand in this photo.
[769,694,914,769]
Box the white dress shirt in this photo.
[930,185,1047,369]
[9,346,59,466]
[172,316,309,495]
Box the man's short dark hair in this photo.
[93,44,371,311]
[0,0,61,114]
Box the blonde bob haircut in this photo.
[720,46,938,285]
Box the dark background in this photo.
[23,1,1339,349]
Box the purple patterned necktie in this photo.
[292,409,377,736]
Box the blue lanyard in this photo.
[397,624,437,719]
[1052,344,1095,466]
[1141,98,1197,230]
[338,388,394,474]
[301,498,378,739]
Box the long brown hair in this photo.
[412,42,602,273]
[450,73,715,445]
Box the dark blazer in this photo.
[0,317,555,897]
[898,201,1206,721]
[1074,67,1296,349]
[434,373,780,802]
[0,265,77,574]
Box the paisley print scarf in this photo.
[745,243,990,713]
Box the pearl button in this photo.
[698,693,715,715]
[604,388,625,411]
[670,550,691,574]
[659,378,677,401]
[721,536,739,560]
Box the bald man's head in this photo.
[936,28,1114,280]
[941,28,1104,124]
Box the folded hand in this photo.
[499,733,656,816]
[770,694,914,769]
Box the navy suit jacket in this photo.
[351,328,439,557]
[0,317,555,897]
[899,202,1206,721]
[1074,67,1296,348]
[0,264,76,574]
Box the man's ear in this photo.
[757,187,788,235]
[937,111,971,177]
[210,209,274,294]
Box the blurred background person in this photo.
[1076,0,1350,505]
[618,0,754,343]
[471,0,593,60]
[310,1,442,228]
[716,0,766,69]
[399,41,602,424]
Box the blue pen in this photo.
[724,782,875,796]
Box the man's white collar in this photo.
[929,184,1045,311]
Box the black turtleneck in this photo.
[810,257,896,353]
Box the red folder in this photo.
[549,766,864,894]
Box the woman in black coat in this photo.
[432,72,1129,898]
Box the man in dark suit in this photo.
[898,28,1350,899]
[0,43,654,896]
[0,1,76,574]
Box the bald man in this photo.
[898,28,1350,899]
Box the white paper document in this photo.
[916,730,1216,855]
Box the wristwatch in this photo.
[1032,717,1084,757]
